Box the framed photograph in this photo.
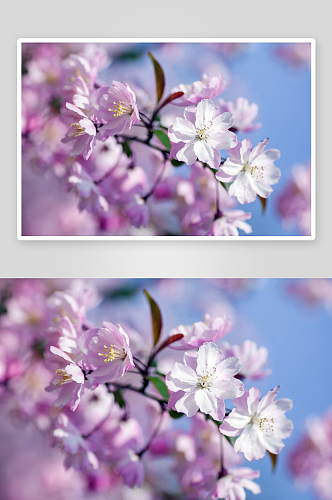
[18,39,315,240]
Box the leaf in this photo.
[153,129,171,152]
[169,409,184,419]
[153,333,184,357]
[113,390,126,408]
[148,376,169,401]
[122,141,132,158]
[258,195,267,215]
[148,52,165,103]
[158,91,184,110]
[143,289,163,347]
[171,159,184,167]
[267,451,278,473]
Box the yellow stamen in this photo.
[70,122,85,138]
[98,344,122,363]
[108,101,132,117]
[55,369,71,386]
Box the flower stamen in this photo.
[108,101,133,117]
[98,344,124,363]
[55,368,72,386]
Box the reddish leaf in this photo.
[143,289,163,347]
[267,451,278,473]
[153,333,184,357]
[258,195,267,215]
[148,52,165,103]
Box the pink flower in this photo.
[53,413,99,471]
[216,138,281,204]
[207,467,261,500]
[61,103,96,160]
[166,342,244,420]
[220,387,293,461]
[218,97,261,133]
[68,162,109,214]
[87,322,134,384]
[168,313,232,350]
[97,81,140,135]
[220,340,271,380]
[45,346,84,411]
[277,163,311,235]
[116,450,145,488]
[168,99,237,169]
[208,210,252,236]
[171,74,227,106]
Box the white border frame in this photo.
[17,38,316,241]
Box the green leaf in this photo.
[267,451,278,473]
[143,289,163,346]
[113,390,126,408]
[171,159,185,167]
[153,129,171,152]
[122,141,132,158]
[148,376,169,401]
[148,52,165,103]
[169,409,184,419]
[258,195,267,215]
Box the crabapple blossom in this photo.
[168,313,232,350]
[168,99,237,169]
[86,322,134,384]
[166,342,244,420]
[220,340,271,380]
[208,210,252,236]
[68,162,109,214]
[218,97,262,133]
[277,162,311,235]
[220,387,293,461]
[206,467,261,500]
[45,346,84,411]
[216,138,281,204]
[171,74,227,106]
[61,103,96,160]
[53,413,99,471]
[97,81,140,135]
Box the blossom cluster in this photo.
[289,407,332,499]
[0,279,294,500]
[21,42,289,237]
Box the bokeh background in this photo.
[0,278,330,499]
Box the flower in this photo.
[45,346,84,411]
[277,162,311,235]
[53,413,99,471]
[97,81,140,135]
[86,322,134,384]
[68,162,109,214]
[220,340,271,379]
[168,99,237,169]
[219,387,293,461]
[61,103,96,160]
[208,210,252,236]
[207,467,261,500]
[216,138,281,204]
[168,313,232,350]
[166,342,244,421]
[218,97,261,133]
[171,74,227,106]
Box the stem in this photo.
[115,134,168,155]
[137,409,165,457]
[143,160,167,202]
[82,409,112,439]
[214,181,222,220]
[106,382,167,406]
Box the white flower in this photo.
[219,386,293,461]
[168,99,237,169]
[166,342,244,421]
[216,138,281,204]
